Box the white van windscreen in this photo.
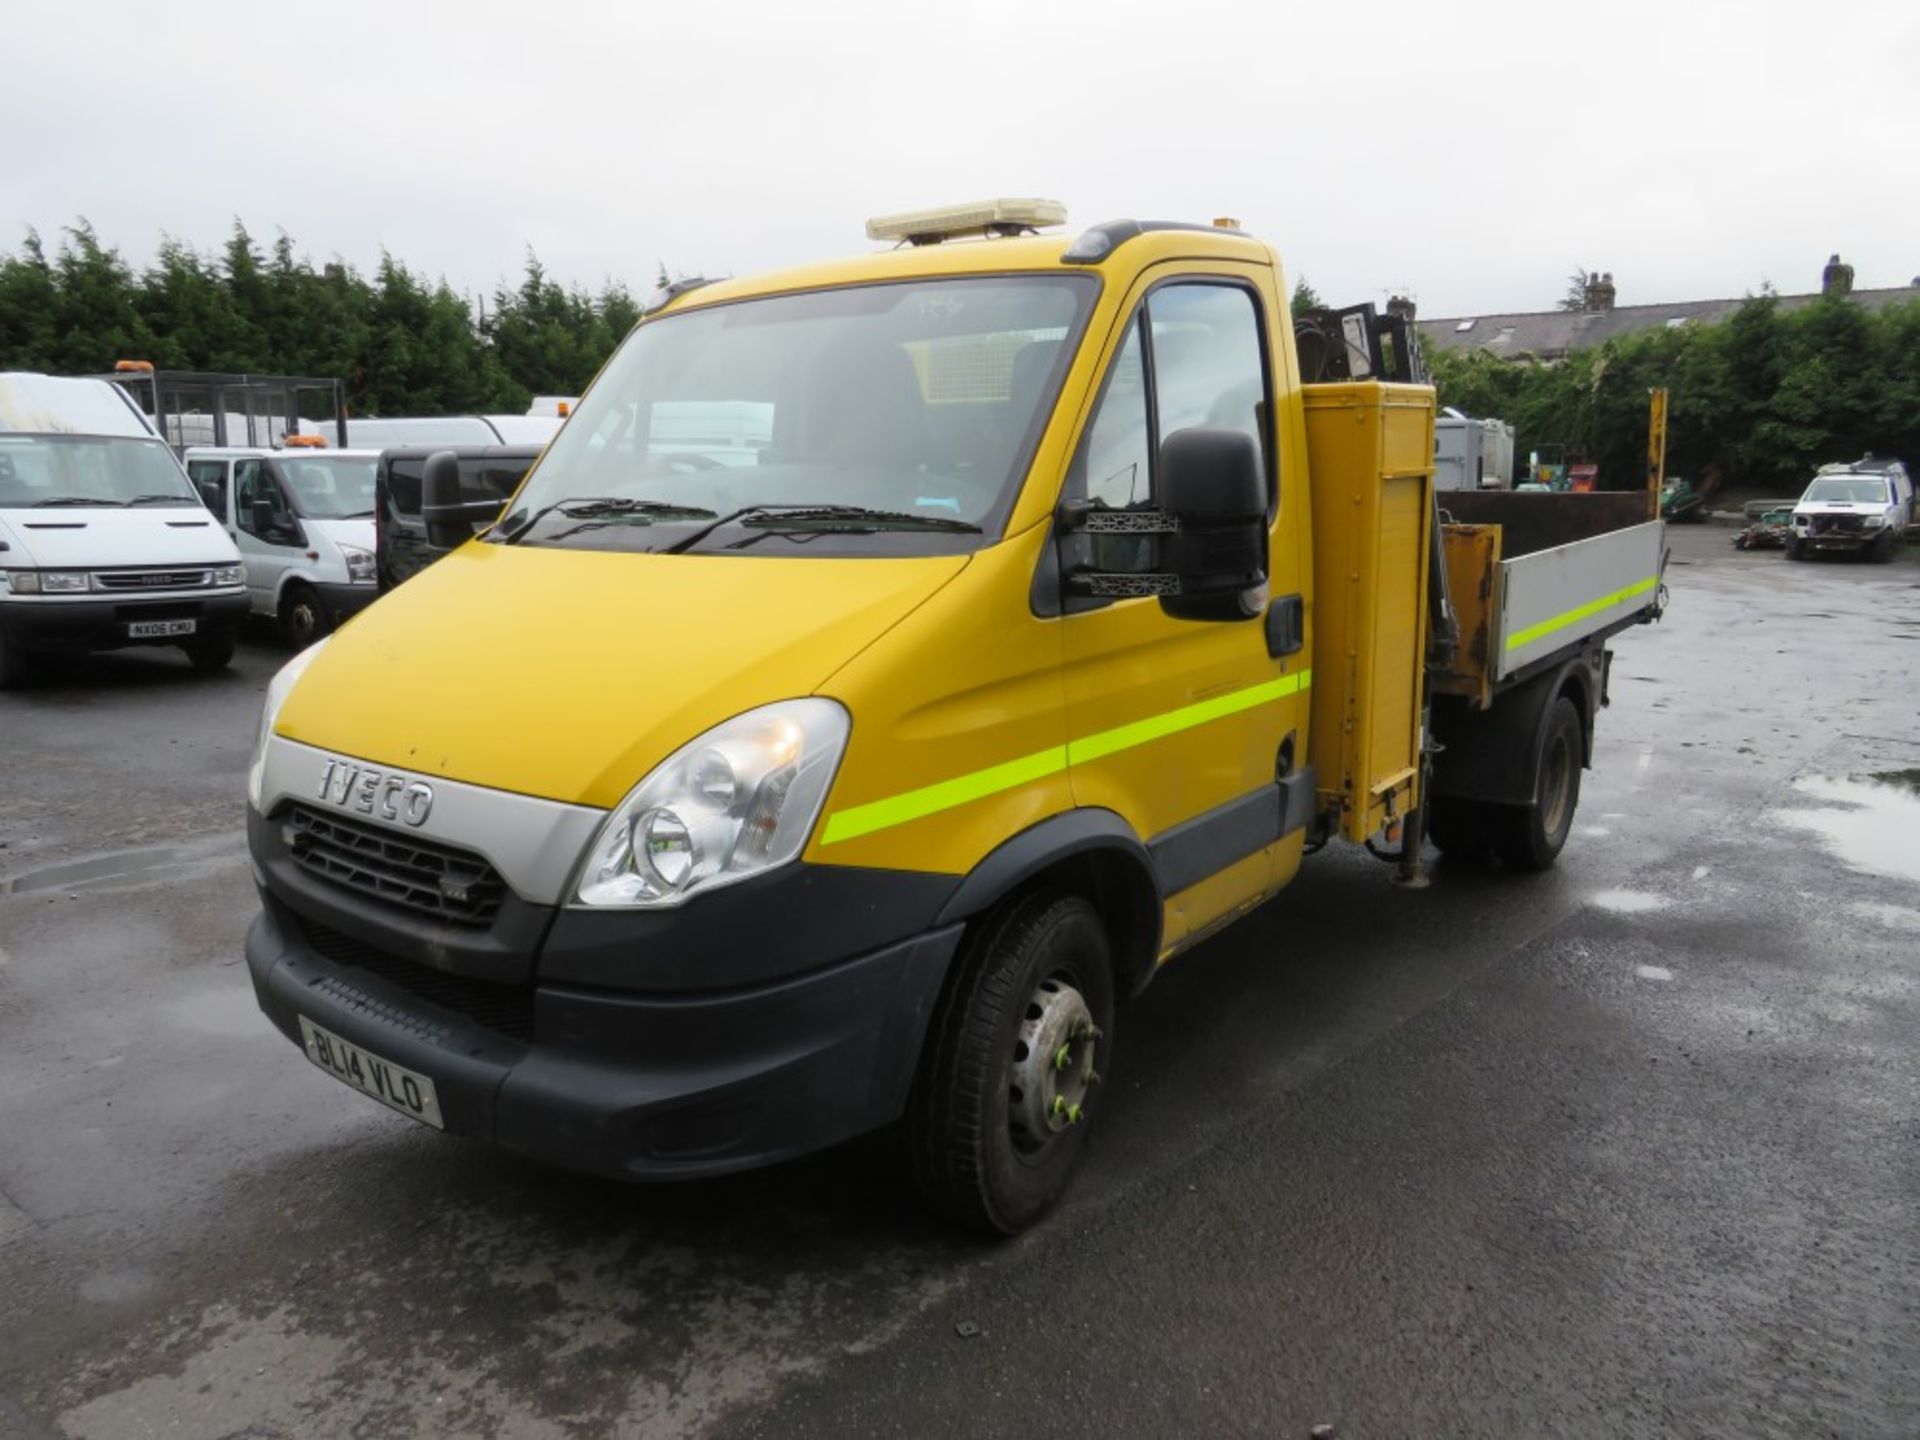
[0,435,201,509]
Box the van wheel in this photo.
[1785,539,1805,561]
[1495,696,1583,872]
[1871,530,1897,563]
[0,631,33,690]
[183,634,236,672]
[909,890,1114,1235]
[278,582,330,649]
[1426,795,1497,863]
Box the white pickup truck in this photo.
[0,373,248,686]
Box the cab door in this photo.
[1056,268,1308,954]
[233,458,299,616]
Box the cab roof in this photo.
[670,221,1273,315]
[186,445,385,460]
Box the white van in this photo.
[183,445,380,646]
[1787,461,1914,562]
[0,373,248,686]
[297,415,563,448]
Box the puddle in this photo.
[164,985,273,1040]
[0,845,196,895]
[1590,889,1669,914]
[0,837,243,895]
[1774,773,1920,884]
[1851,901,1920,932]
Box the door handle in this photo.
[1265,593,1304,658]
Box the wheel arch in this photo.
[935,809,1162,998]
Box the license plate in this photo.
[297,1016,444,1129]
[128,618,196,638]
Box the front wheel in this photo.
[1785,539,1805,561]
[909,890,1115,1235]
[1494,696,1583,872]
[0,629,33,690]
[1871,530,1897,563]
[277,582,330,649]
[183,634,236,671]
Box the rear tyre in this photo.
[1494,696,1583,872]
[1426,795,1497,863]
[183,634,236,672]
[277,582,330,649]
[909,889,1114,1235]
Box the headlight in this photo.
[338,544,376,584]
[247,640,328,811]
[1860,516,1884,530]
[41,571,89,593]
[573,699,849,909]
[3,571,35,594]
[214,564,245,585]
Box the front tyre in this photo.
[183,634,237,672]
[909,890,1114,1235]
[0,628,33,689]
[277,581,331,650]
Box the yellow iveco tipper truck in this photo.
[243,201,1665,1232]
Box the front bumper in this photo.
[314,581,378,624]
[0,591,249,653]
[245,891,962,1180]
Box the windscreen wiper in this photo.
[124,494,197,506]
[32,496,109,507]
[662,504,982,555]
[502,495,717,542]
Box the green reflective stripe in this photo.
[1505,576,1658,652]
[1067,669,1311,764]
[820,745,1068,846]
[818,668,1312,846]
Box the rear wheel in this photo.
[909,889,1114,1235]
[1426,795,1498,863]
[183,633,236,671]
[1494,696,1583,872]
[277,581,330,649]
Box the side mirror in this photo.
[251,499,298,544]
[421,451,471,550]
[1156,428,1267,620]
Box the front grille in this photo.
[301,918,534,1041]
[286,805,506,927]
[1809,514,1866,535]
[94,568,210,591]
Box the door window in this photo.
[1148,283,1270,500]
[1064,280,1272,580]
[235,460,294,543]
[186,459,229,517]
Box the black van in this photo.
[374,446,541,591]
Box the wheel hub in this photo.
[1009,976,1101,1144]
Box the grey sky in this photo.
[6,0,1917,317]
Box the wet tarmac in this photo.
[2,530,1917,1438]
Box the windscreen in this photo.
[1803,476,1889,504]
[278,455,378,518]
[0,434,200,508]
[502,275,1096,555]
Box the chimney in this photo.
[1822,253,1854,298]
[1386,294,1416,322]
[1582,272,1616,312]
